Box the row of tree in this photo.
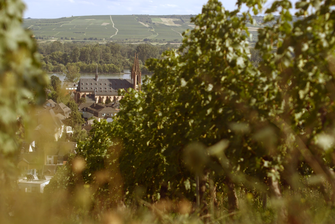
[38,41,174,74]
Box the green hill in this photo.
[24,15,261,43]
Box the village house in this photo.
[79,100,120,119]
[44,99,57,108]
[18,151,43,178]
[43,99,73,137]
[44,141,77,176]
[18,140,77,193]
[63,81,78,91]
[53,102,72,119]
[18,179,50,193]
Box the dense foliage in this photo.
[0,0,48,222]
[108,0,335,221]
[38,41,173,74]
[0,0,48,181]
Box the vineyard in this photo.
[23,14,264,43]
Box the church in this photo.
[75,54,142,104]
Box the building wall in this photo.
[18,180,50,193]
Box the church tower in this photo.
[95,64,99,81]
[131,53,141,91]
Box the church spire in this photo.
[131,53,142,91]
[95,64,99,81]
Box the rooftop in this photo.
[77,78,132,95]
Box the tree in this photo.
[116,0,264,202]
[111,0,335,217]
[49,41,63,53]
[79,46,91,64]
[67,99,85,127]
[46,62,54,72]
[135,44,159,64]
[91,45,101,63]
[72,125,88,142]
[46,121,123,214]
[65,63,80,82]
[0,0,48,221]
[50,75,61,92]
[48,51,64,64]
[78,97,86,104]
[70,47,80,63]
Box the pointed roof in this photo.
[54,103,71,115]
[95,64,99,81]
[44,99,57,108]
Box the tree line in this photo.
[38,41,176,75]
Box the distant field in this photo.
[23,15,263,43]
[111,15,152,41]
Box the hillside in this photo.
[23,15,263,43]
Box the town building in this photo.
[18,179,50,193]
[44,99,57,108]
[44,141,77,176]
[79,100,120,119]
[54,102,72,119]
[18,140,77,181]
[75,54,142,103]
[63,82,78,91]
